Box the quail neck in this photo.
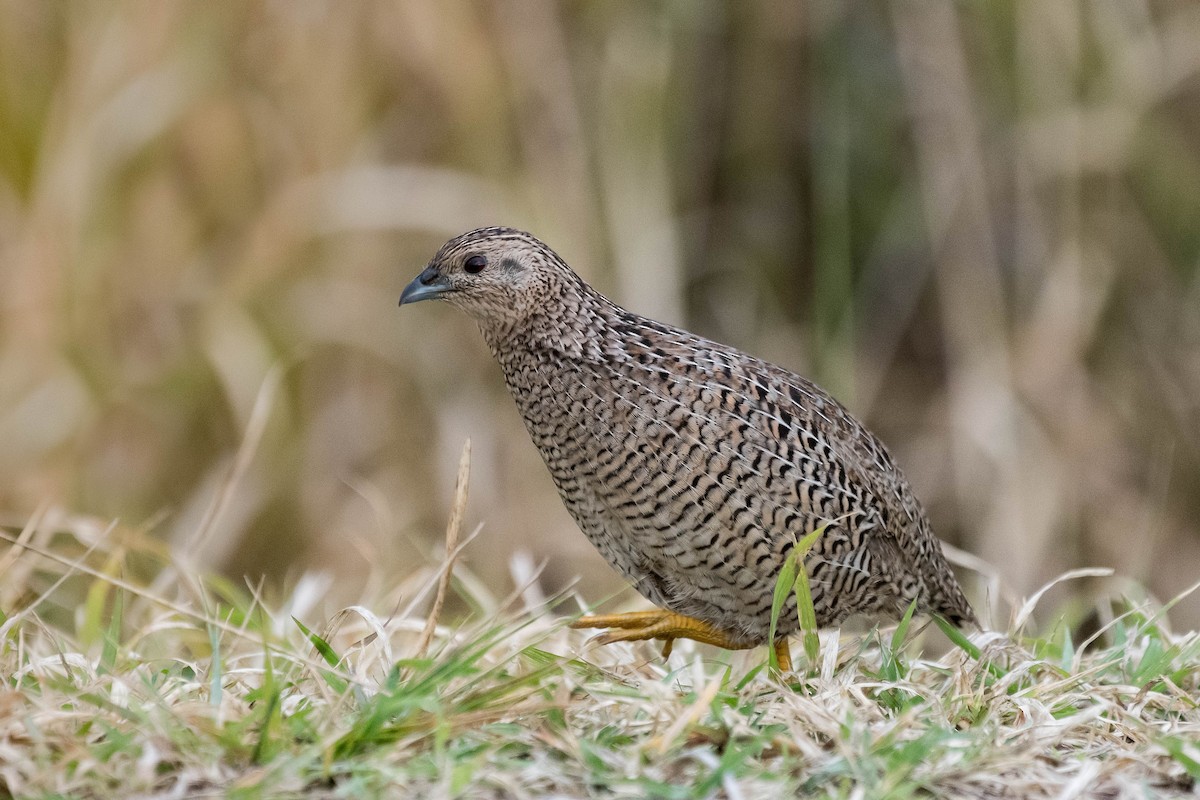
[400,226,975,663]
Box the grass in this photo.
[2,1,1199,635]
[1,4,1198,796]
[2,493,1199,799]
[768,523,831,671]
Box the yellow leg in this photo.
[571,609,788,665]
[773,639,793,673]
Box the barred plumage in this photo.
[401,227,975,661]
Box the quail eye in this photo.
[463,254,487,274]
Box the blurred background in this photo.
[1,1,1198,626]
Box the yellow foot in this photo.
[570,609,791,670]
[773,639,793,673]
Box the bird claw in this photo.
[570,609,763,661]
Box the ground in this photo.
[1,505,1198,800]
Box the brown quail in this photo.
[401,227,976,670]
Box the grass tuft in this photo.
[768,524,828,673]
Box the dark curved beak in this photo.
[399,266,453,306]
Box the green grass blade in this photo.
[793,562,820,666]
[933,613,1005,681]
[1162,736,1200,780]
[251,684,281,765]
[933,614,980,659]
[768,551,798,670]
[80,576,110,650]
[1059,622,1075,671]
[99,586,123,674]
[293,616,340,668]
[293,616,348,694]
[891,598,919,653]
[793,525,828,667]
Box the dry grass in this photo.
[1,1,1198,630]
[2,470,1198,799]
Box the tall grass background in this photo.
[1,1,1198,627]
